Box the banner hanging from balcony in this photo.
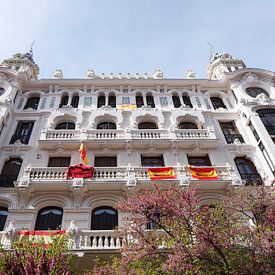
[117,104,137,110]
[148,167,176,180]
[79,142,88,165]
[190,167,219,180]
[18,230,66,247]
[66,163,94,180]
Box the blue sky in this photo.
[0,0,274,79]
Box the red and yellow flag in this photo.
[18,230,66,247]
[79,142,88,165]
[190,167,219,180]
[148,167,176,180]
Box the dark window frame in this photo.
[178,122,198,129]
[141,155,164,167]
[97,122,116,130]
[188,155,211,166]
[246,87,268,98]
[172,95,181,108]
[0,207,8,231]
[23,96,40,110]
[48,157,71,167]
[35,207,63,230]
[138,122,158,129]
[91,206,118,230]
[136,95,144,108]
[220,121,244,144]
[94,156,117,167]
[210,97,227,110]
[0,158,23,187]
[10,121,34,145]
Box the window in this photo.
[146,95,155,108]
[84,97,92,107]
[259,142,275,175]
[122,97,130,105]
[249,122,260,142]
[71,95,79,108]
[10,121,34,145]
[246,87,268,98]
[48,157,71,167]
[172,95,181,108]
[55,122,75,130]
[178,122,198,129]
[146,211,161,230]
[97,96,106,108]
[257,109,275,135]
[94,156,117,167]
[141,155,164,167]
[188,155,211,166]
[35,207,63,230]
[108,95,116,108]
[97,122,116,130]
[220,122,244,144]
[210,97,227,110]
[182,96,193,108]
[24,97,40,110]
[136,95,144,108]
[0,207,8,231]
[159,97,168,107]
[138,122,158,129]
[234,157,262,186]
[91,207,118,230]
[59,95,69,108]
[0,158,22,187]
[0,88,5,96]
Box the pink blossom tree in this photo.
[92,186,274,274]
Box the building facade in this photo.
[0,51,274,265]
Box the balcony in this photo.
[19,165,236,191]
[38,128,218,149]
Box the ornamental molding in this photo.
[0,72,18,87]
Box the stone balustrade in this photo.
[21,166,235,187]
[39,128,216,142]
[76,230,123,250]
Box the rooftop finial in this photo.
[28,41,35,58]
[207,41,215,62]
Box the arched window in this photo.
[146,95,155,108]
[97,95,106,108]
[246,87,268,98]
[257,109,275,135]
[55,122,75,130]
[0,207,8,231]
[234,157,262,186]
[178,122,198,129]
[97,122,116,130]
[35,207,63,230]
[210,97,227,110]
[172,95,181,108]
[71,95,79,108]
[136,95,144,108]
[138,122,158,129]
[108,95,116,108]
[0,87,5,96]
[59,95,69,108]
[0,158,22,187]
[182,96,193,108]
[91,207,118,230]
[24,96,40,110]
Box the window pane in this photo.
[48,157,71,167]
[188,156,211,166]
[35,207,63,230]
[94,157,117,167]
[0,207,8,231]
[141,155,164,167]
[91,207,118,230]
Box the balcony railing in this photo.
[20,165,236,189]
[39,128,217,142]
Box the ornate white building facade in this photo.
[0,51,274,265]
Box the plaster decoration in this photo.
[185,69,196,79]
[71,186,87,208]
[17,187,32,208]
[4,221,17,236]
[126,164,137,186]
[67,220,79,236]
[72,178,84,187]
[239,97,247,106]
[242,72,258,84]
[153,69,163,79]
[53,69,63,78]
[85,70,95,79]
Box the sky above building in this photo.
[0,0,274,79]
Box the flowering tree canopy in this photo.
[93,186,274,275]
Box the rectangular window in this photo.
[259,142,275,175]
[187,155,211,166]
[195,97,201,107]
[122,97,130,105]
[84,97,93,107]
[220,121,244,144]
[16,98,25,109]
[10,121,34,145]
[141,155,164,167]
[49,97,56,108]
[48,157,71,167]
[204,98,211,110]
[160,97,168,107]
[94,156,117,167]
[249,122,260,142]
[40,98,47,110]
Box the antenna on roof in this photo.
[28,41,35,56]
[207,41,215,62]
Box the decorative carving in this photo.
[17,187,32,208]
[4,221,17,236]
[153,69,163,79]
[185,69,196,79]
[71,185,87,208]
[53,69,63,78]
[67,220,79,236]
[72,178,84,187]
[242,72,258,84]
[86,70,95,79]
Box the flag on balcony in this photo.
[148,167,176,180]
[117,104,137,110]
[66,163,94,180]
[190,167,219,180]
[18,230,66,247]
[79,142,88,165]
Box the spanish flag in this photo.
[190,167,219,180]
[79,142,88,165]
[148,167,176,180]
[18,230,66,247]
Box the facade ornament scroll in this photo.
[241,72,258,84]
[17,187,32,208]
[126,163,137,187]
[177,166,189,186]
[70,180,87,208]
